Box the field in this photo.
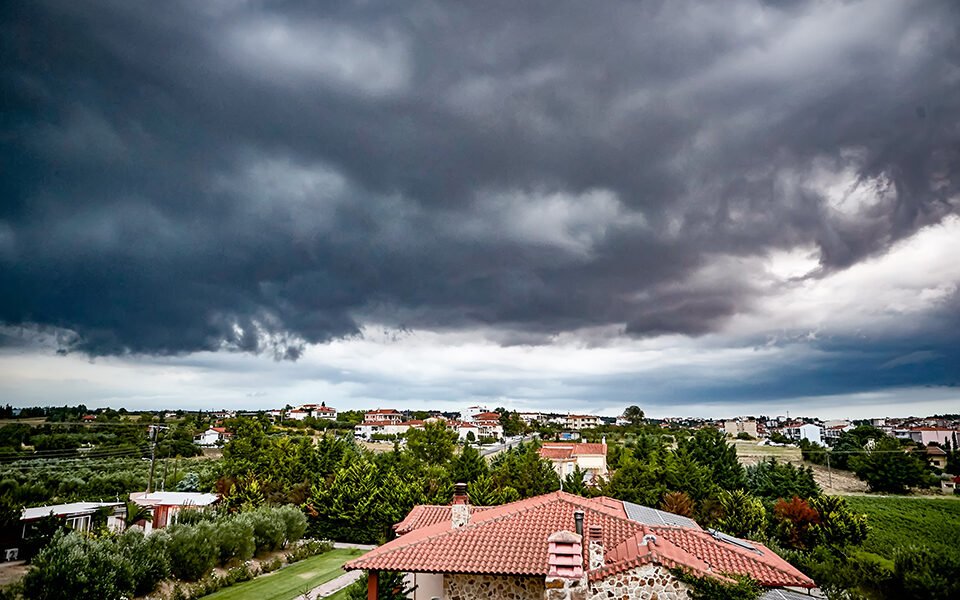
[844,495,960,560]
[733,439,868,494]
[200,548,364,600]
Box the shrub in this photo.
[772,496,820,550]
[23,530,135,600]
[215,516,255,565]
[259,556,283,573]
[285,538,333,563]
[119,528,171,596]
[275,505,308,546]
[715,490,766,539]
[245,508,286,554]
[673,571,762,600]
[660,491,695,518]
[168,521,219,581]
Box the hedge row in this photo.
[23,506,309,600]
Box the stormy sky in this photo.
[2,0,959,418]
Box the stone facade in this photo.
[587,565,691,600]
[546,575,588,600]
[443,573,544,600]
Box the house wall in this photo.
[408,573,444,599]
[575,455,607,476]
[588,565,691,600]
[442,573,544,600]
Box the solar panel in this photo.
[707,528,761,554]
[622,501,701,529]
[759,588,815,600]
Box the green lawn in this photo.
[844,495,960,561]
[201,548,365,600]
[326,588,351,600]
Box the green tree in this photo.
[563,465,589,497]
[715,490,766,539]
[489,443,560,498]
[623,405,645,427]
[467,474,518,506]
[809,495,867,548]
[745,458,820,501]
[850,436,931,493]
[450,444,488,484]
[123,499,153,530]
[679,428,745,490]
[497,410,524,437]
[167,521,219,581]
[887,544,960,599]
[674,572,762,600]
[23,530,136,600]
[346,571,416,600]
[603,454,667,507]
[406,421,457,466]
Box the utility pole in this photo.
[826,451,832,489]
[146,425,170,494]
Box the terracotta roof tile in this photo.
[346,492,636,575]
[652,528,814,588]
[540,442,607,457]
[345,492,814,590]
[393,505,498,535]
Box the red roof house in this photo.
[345,489,815,599]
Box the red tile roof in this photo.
[345,491,814,589]
[346,492,637,575]
[652,528,813,588]
[594,525,718,582]
[366,409,402,415]
[393,504,498,535]
[473,412,502,421]
[539,443,607,460]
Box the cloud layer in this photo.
[1,0,959,413]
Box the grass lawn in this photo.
[326,588,351,600]
[844,495,960,561]
[201,548,365,600]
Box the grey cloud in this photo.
[1,0,959,358]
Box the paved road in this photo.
[480,434,537,458]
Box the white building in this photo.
[286,409,311,421]
[539,441,608,482]
[518,412,543,424]
[784,423,822,445]
[21,502,124,540]
[565,414,601,430]
[355,421,412,439]
[310,405,337,420]
[194,427,231,447]
[364,409,404,424]
[461,406,491,422]
[129,491,219,532]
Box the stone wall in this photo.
[443,573,544,600]
[587,565,691,600]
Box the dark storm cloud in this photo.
[1,0,959,356]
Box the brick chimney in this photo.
[451,482,470,529]
[587,525,604,570]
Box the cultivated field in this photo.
[845,495,960,563]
